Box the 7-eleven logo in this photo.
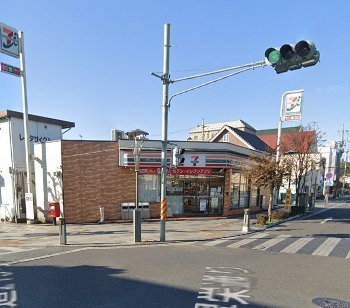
[0,23,20,58]
[191,155,199,166]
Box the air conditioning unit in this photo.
[111,129,125,141]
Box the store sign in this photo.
[0,22,20,58]
[168,167,212,175]
[183,154,206,167]
[139,167,213,175]
[0,62,21,77]
[284,91,303,122]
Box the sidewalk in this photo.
[0,203,328,248]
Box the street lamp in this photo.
[125,129,149,243]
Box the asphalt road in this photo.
[1,201,349,307]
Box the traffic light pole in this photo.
[152,23,269,242]
[159,23,171,242]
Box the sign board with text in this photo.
[0,62,21,77]
[25,193,35,220]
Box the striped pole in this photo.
[161,198,167,220]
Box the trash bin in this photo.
[139,202,150,219]
[121,203,134,220]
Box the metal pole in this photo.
[19,31,35,222]
[19,31,32,194]
[134,165,142,242]
[160,23,170,242]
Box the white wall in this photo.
[0,119,14,218]
[0,115,65,220]
[34,141,63,223]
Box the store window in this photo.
[139,174,160,202]
[230,172,249,209]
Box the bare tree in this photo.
[244,151,289,221]
[280,122,324,206]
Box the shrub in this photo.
[272,210,289,220]
[256,213,268,225]
[290,206,306,216]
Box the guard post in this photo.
[59,217,67,245]
[242,209,250,233]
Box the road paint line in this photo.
[0,247,90,266]
[205,239,230,246]
[0,247,37,255]
[320,217,333,224]
[280,237,314,254]
[346,249,350,259]
[227,233,271,248]
[311,238,341,256]
[252,234,292,251]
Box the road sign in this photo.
[0,22,20,58]
[0,62,21,77]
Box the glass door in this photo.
[209,181,224,215]
[184,181,197,214]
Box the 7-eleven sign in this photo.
[0,22,20,58]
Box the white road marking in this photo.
[252,234,292,251]
[311,238,341,256]
[226,233,271,248]
[0,247,37,255]
[320,217,333,224]
[280,237,314,253]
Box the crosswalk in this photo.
[204,232,350,259]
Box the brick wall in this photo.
[61,141,136,223]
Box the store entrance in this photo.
[183,178,224,216]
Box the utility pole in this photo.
[160,23,171,242]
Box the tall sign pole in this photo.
[19,31,32,196]
[274,89,304,206]
[160,23,170,242]
[0,22,34,222]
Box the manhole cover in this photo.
[312,298,350,307]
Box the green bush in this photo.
[256,213,268,225]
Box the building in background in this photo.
[319,141,344,197]
[0,110,74,221]
[188,120,256,142]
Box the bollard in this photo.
[99,206,105,223]
[133,208,142,242]
[242,209,250,233]
[59,218,67,245]
[324,193,328,207]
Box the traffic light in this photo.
[172,146,178,166]
[178,148,185,165]
[265,40,320,74]
[171,146,185,167]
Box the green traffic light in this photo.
[268,50,280,64]
[265,48,281,64]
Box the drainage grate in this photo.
[312,298,350,308]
